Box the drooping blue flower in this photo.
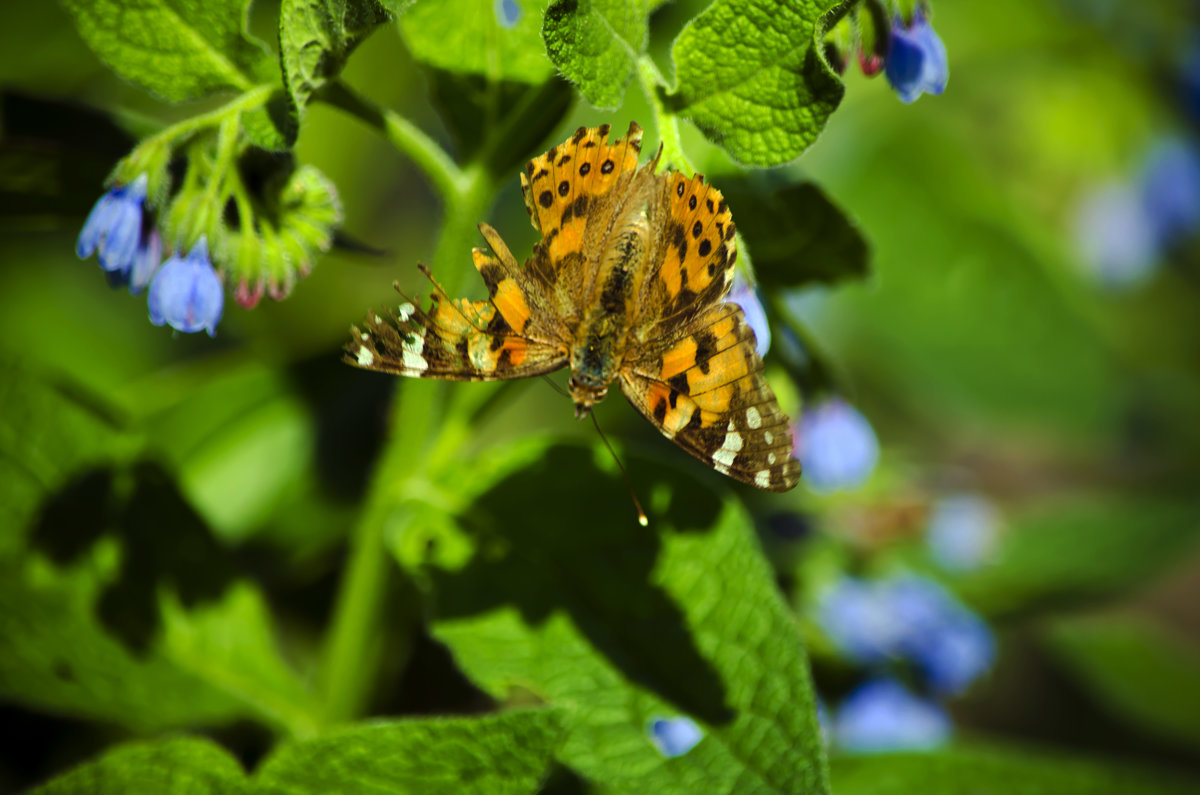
[927,494,1000,572]
[1073,181,1158,289]
[495,0,520,28]
[148,237,224,336]
[77,174,153,281]
[817,575,995,694]
[648,716,703,758]
[1139,136,1200,248]
[728,272,771,357]
[885,12,948,104]
[833,678,951,753]
[793,399,879,493]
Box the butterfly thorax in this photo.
[568,200,653,416]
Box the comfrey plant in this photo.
[23,0,978,792]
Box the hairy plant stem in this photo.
[312,89,496,727]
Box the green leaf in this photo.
[543,0,649,109]
[947,496,1200,616]
[59,0,274,102]
[831,744,1200,795]
[400,0,553,84]
[254,709,563,794]
[29,736,246,795]
[1045,614,1200,751]
[410,443,829,794]
[279,0,395,134]
[719,177,868,289]
[667,0,847,166]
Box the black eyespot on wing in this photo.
[688,195,697,211]
[698,239,712,257]
[601,159,614,174]
[692,221,703,239]
[539,190,554,208]
[572,127,588,143]
[676,181,685,197]
[558,180,570,196]
[579,162,591,176]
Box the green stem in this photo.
[318,81,466,203]
[637,56,694,175]
[143,84,275,148]
[316,156,495,728]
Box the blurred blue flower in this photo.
[77,174,154,284]
[1139,137,1200,248]
[833,678,951,753]
[927,494,1000,572]
[885,12,948,104]
[495,0,520,28]
[728,272,771,357]
[648,716,703,758]
[1073,181,1158,289]
[793,399,879,493]
[818,575,995,694]
[148,237,224,336]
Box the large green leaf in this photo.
[400,0,553,84]
[59,0,274,102]
[279,0,396,133]
[1045,614,1200,751]
[254,710,563,794]
[407,442,829,794]
[29,737,246,795]
[542,0,648,109]
[718,177,868,289]
[667,0,847,165]
[831,744,1200,795]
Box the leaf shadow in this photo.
[430,444,735,725]
[30,462,238,654]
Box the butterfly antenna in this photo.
[416,263,489,332]
[540,375,569,398]
[590,412,649,527]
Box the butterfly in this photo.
[346,122,801,492]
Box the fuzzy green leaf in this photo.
[543,0,649,109]
[279,0,395,132]
[254,710,563,794]
[1046,614,1200,751]
[400,0,553,84]
[30,737,246,795]
[831,744,1200,795]
[410,443,829,794]
[668,0,847,165]
[59,0,274,102]
[719,177,868,288]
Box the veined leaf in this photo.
[400,0,553,84]
[29,737,246,795]
[543,0,649,109]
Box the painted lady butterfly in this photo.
[346,122,801,492]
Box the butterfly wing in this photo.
[621,302,800,491]
[346,285,567,381]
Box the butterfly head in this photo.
[568,375,609,419]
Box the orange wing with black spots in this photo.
[637,172,738,333]
[621,303,800,492]
[519,123,646,310]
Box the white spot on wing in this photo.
[374,314,383,325]
[768,452,777,465]
[357,346,374,367]
[398,302,415,321]
[764,431,774,445]
[746,406,762,429]
[755,470,770,488]
[712,420,744,470]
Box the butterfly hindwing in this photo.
[346,287,567,381]
[621,303,800,492]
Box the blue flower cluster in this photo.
[793,399,879,493]
[926,493,1000,572]
[77,176,224,335]
[885,11,948,104]
[1074,136,1200,289]
[818,574,994,753]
